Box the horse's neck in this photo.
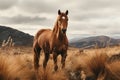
[52,22,66,41]
[53,21,58,34]
[58,29,66,41]
[50,22,67,51]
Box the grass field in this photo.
[0,46,120,80]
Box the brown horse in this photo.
[33,10,69,71]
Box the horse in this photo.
[33,10,69,71]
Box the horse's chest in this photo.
[53,43,67,53]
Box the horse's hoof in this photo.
[52,70,55,74]
[52,69,58,74]
[54,65,58,71]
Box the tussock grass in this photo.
[0,46,120,80]
[105,61,120,80]
[0,55,9,80]
[0,54,36,80]
[69,46,120,80]
[0,49,67,80]
[36,67,67,80]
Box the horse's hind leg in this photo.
[43,52,50,69]
[33,42,41,70]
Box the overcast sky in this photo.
[0,0,120,39]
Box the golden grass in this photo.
[67,46,120,80]
[0,46,120,80]
[104,61,120,80]
[0,55,9,80]
[0,47,67,80]
[0,54,36,80]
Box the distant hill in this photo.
[1,26,120,48]
[70,36,120,48]
[0,26,33,46]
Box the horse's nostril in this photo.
[62,29,67,33]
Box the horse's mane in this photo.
[53,20,59,34]
[53,19,66,41]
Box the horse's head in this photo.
[57,10,68,34]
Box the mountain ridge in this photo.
[70,35,120,48]
[0,25,33,46]
[0,25,120,48]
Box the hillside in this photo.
[70,35,120,48]
[0,26,120,48]
[0,26,33,46]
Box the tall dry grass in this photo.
[0,46,120,80]
[0,54,36,80]
[0,55,10,80]
[104,61,120,80]
[0,47,67,80]
[68,46,120,80]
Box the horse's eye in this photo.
[67,19,68,21]
[58,20,61,24]
[58,19,61,21]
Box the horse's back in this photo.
[34,29,51,40]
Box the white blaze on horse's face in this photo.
[61,16,68,34]
[58,10,68,34]
[62,16,66,20]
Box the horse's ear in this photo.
[58,9,61,15]
[65,10,68,15]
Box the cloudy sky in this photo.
[0,0,120,39]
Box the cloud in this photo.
[17,0,60,13]
[0,0,120,39]
[0,0,17,10]
[77,0,120,10]
[0,15,47,25]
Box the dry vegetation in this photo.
[0,46,120,80]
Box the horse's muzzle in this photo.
[62,29,67,34]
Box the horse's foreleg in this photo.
[43,52,50,69]
[53,53,58,71]
[61,52,67,69]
